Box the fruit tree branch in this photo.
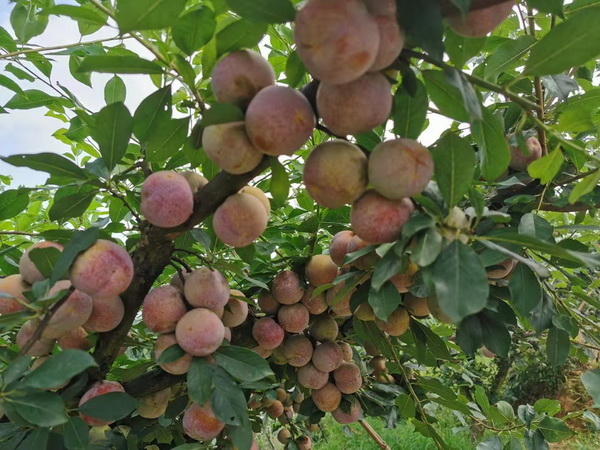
[122,367,185,398]
[526,6,548,156]
[358,420,391,450]
[91,158,270,379]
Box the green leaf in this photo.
[0,74,23,94]
[534,398,562,417]
[431,133,475,207]
[525,6,600,75]
[49,190,97,222]
[133,86,172,141]
[200,103,245,127]
[484,35,537,82]
[216,19,267,56]
[0,26,18,52]
[518,213,554,242]
[547,327,570,366]
[411,228,443,267]
[284,51,307,88]
[538,416,574,442]
[413,321,452,360]
[508,263,542,316]
[270,158,290,208]
[556,107,593,133]
[28,247,61,279]
[5,63,34,81]
[542,75,579,101]
[368,282,403,322]
[1,153,89,180]
[4,89,57,110]
[372,250,405,291]
[79,392,137,421]
[47,5,107,25]
[422,70,469,122]
[49,227,99,284]
[104,76,126,105]
[456,315,483,356]
[146,117,190,162]
[0,189,29,221]
[211,367,249,426]
[471,108,511,181]
[10,4,48,43]
[392,79,428,139]
[24,350,97,390]
[92,102,133,170]
[528,0,564,17]
[172,6,216,56]
[225,0,296,23]
[63,416,90,450]
[397,0,444,61]
[431,241,489,323]
[115,0,188,32]
[396,394,416,418]
[78,55,164,74]
[214,346,274,382]
[444,68,481,121]
[568,169,600,203]
[581,369,600,408]
[4,356,32,385]
[11,392,68,427]
[445,28,486,68]
[157,343,186,364]
[480,312,511,358]
[187,357,214,405]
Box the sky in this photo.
[0,1,450,188]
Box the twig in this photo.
[358,420,391,450]
[171,256,192,273]
[527,7,548,156]
[18,286,75,356]
[401,49,541,113]
[0,231,40,236]
[0,36,126,60]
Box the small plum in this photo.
[252,317,285,350]
[58,327,93,351]
[278,303,310,333]
[175,308,225,356]
[447,1,514,37]
[211,49,276,107]
[267,400,284,419]
[142,285,187,334]
[79,380,125,426]
[346,235,380,269]
[70,239,133,298]
[84,295,125,333]
[338,342,353,361]
[182,402,225,441]
[369,14,405,71]
[297,362,329,389]
[137,387,171,419]
[303,140,368,208]
[252,345,273,358]
[312,341,343,372]
[184,267,230,312]
[308,314,339,342]
[239,185,271,214]
[351,190,414,244]
[0,275,29,315]
[404,294,431,317]
[221,291,249,328]
[257,290,280,314]
[16,320,54,356]
[375,307,410,336]
[283,334,314,367]
[326,282,354,317]
[317,73,392,136]
[312,382,342,412]
[487,258,516,280]
[19,241,63,284]
[277,428,292,445]
[297,435,313,450]
[305,254,338,287]
[509,136,543,171]
[329,230,355,267]
[353,303,375,321]
[141,171,194,228]
[43,280,93,339]
[202,122,263,175]
[181,171,208,193]
[332,399,363,424]
[271,271,304,305]
[368,139,434,200]
[301,286,328,315]
[245,85,315,156]
[294,0,380,84]
[213,193,268,248]
[333,362,362,394]
[153,333,192,375]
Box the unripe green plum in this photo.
[303,140,368,208]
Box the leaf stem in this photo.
[0,36,126,61]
